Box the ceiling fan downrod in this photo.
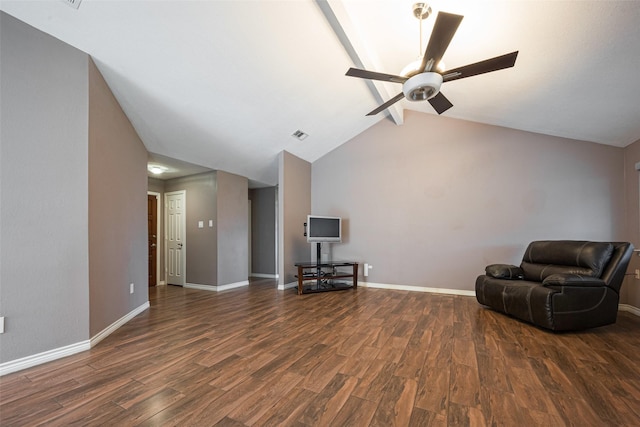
[413,3,432,57]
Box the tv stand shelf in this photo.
[295,262,358,295]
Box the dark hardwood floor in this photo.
[2,279,640,426]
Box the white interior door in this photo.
[166,191,186,286]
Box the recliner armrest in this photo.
[485,264,524,280]
[542,273,606,287]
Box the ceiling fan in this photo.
[346,3,519,116]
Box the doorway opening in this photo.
[147,192,161,286]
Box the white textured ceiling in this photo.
[2,0,640,186]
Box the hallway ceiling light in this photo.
[148,165,168,175]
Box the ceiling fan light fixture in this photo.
[400,59,423,78]
[402,72,442,101]
[401,58,445,77]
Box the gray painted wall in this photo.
[148,177,165,194]
[622,138,640,307]
[0,12,89,362]
[312,110,626,292]
[165,172,217,286]
[162,170,250,287]
[217,171,249,285]
[249,187,277,276]
[278,151,311,286]
[89,59,149,336]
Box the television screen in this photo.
[307,215,341,243]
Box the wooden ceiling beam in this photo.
[316,0,404,125]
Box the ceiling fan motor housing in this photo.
[403,72,443,101]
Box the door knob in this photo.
[178,243,183,248]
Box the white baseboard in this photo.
[90,301,150,347]
[5,286,633,378]
[0,301,150,377]
[0,340,91,376]
[619,304,640,316]
[185,281,249,292]
[251,273,279,279]
[360,283,640,312]
[275,280,476,296]
[159,280,166,286]
[278,281,298,291]
[218,280,249,291]
[185,283,217,291]
[360,282,476,297]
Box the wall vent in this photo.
[292,130,309,141]
[60,0,82,9]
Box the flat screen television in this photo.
[306,215,342,243]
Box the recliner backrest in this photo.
[520,240,614,282]
[599,242,633,293]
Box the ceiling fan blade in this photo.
[443,51,519,82]
[366,92,405,116]
[419,12,464,73]
[346,68,408,84]
[428,92,453,115]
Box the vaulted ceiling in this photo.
[2,1,639,186]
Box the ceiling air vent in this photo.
[292,130,308,141]
[60,0,82,9]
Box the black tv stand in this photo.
[294,253,358,295]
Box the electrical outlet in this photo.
[364,263,373,276]
[130,283,134,294]
[0,317,4,334]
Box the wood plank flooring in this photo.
[2,279,640,426]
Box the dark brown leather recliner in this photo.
[475,240,633,331]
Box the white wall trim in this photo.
[361,283,640,310]
[185,280,249,292]
[185,283,217,291]
[90,301,150,347]
[251,273,279,279]
[360,282,476,297]
[159,280,166,286]
[0,301,151,376]
[218,280,249,291]
[278,280,640,305]
[619,304,640,316]
[3,290,635,377]
[0,340,91,376]
[278,281,298,291]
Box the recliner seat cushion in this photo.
[475,277,556,329]
[519,241,613,281]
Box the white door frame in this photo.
[165,190,186,286]
[248,199,252,277]
[147,191,162,286]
